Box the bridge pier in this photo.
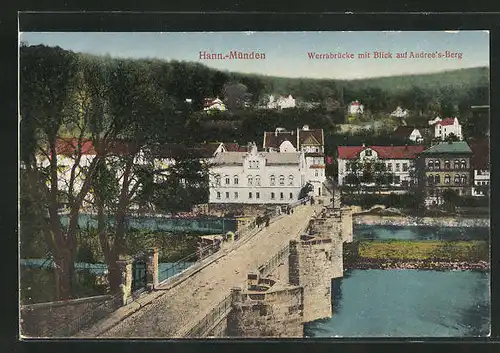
[146,247,159,290]
[289,237,334,323]
[116,256,134,306]
[227,274,304,337]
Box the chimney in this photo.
[362,143,365,148]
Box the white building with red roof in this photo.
[434,117,463,141]
[348,100,364,115]
[203,97,226,112]
[337,144,426,188]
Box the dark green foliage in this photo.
[342,192,425,210]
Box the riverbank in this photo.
[349,259,490,271]
[344,240,490,271]
[353,214,490,228]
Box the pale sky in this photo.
[20,31,489,80]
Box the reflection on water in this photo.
[354,224,490,241]
[304,269,490,338]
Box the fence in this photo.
[183,292,233,338]
[258,244,290,278]
[44,292,123,337]
[158,196,311,286]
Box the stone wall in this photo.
[20,295,114,337]
[341,208,354,243]
[208,203,284,217]
[207,316,228,337]
[227,286,303,337]
[289,239,333,323]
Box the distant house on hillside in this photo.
[203,97,226,112]
[267,94,296,109]
[434,117,463,141]
[348,100,364,115]
[393,126,424,143]
[428,117,442,126]
[390,106,409,118]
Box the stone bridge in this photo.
[70,192,353,338]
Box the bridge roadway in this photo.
[78,203,321,338]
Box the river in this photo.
[353,224,490,241]
[304,225,491,338]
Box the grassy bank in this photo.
[345,240,489,265]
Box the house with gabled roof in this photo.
[468,138,490,197]
[417,141,473,205]
[337,144,426,189]
[434,117,463,141]
[262,125,326,196]
[393,126,424,143]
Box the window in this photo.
[225,175,230,185]
[434,175,440,184]
[477,170,482,175]
[461,174,467,184]
[454,160,459,169]
[315,170,319,177]
[288,175,294,186]
[234,192,239,199]
[280,192,284,200]
[428,160,434,170]
[249,192,253,199]
[395,163,400,172]
[454,174,460,184]
[427,175,434,186]
[445,160,450,169]
[394,176,401,184]
[461,159,466,169]
[434,160,440,170]
[289,192,293,199]
[444,174,451,184]
[256,192,260,199]
[248,176,253,186]
[215,175,221,186]
[387,163,392,171]
[234,175,239,185]
[271,192,275,200]
[403,163,408,172]
[225,192,230,199]
[255,176,261,186]
[216,192,221,199]
[365,149,372,156]
[270,175,276,186]
[279,175,285,186]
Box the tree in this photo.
[20,44,102,299]
[223,82,250,110]
[442,189,459,213]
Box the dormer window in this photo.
[365,149,372,156]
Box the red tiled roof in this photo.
[337,145,426,159]
[55,138,139,156]
[224,143,241,152]
[263,131,297,149]
[438,118,456,126]
[55,138,95,156]
[468,138,490,170]
[298,128,324,146]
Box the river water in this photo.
[304,225,491,338]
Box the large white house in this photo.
[337,145,426,188]
[267,94,296,109]
[433,117,463,141]
[209,143,307,204]
[262,125,326,196]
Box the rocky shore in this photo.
[354,215,490,228]
[348,259,490,271]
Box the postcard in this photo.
[19,30,490,339]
